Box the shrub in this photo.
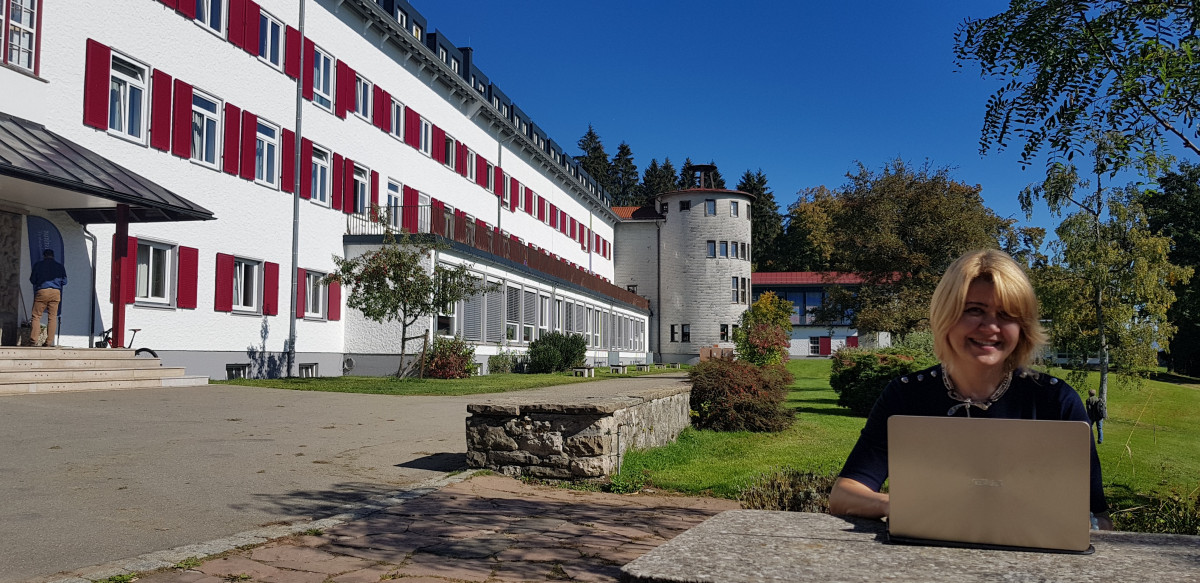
[733,292,795,366]
[689,357,795,432]
[1113,490,1200,535]
[739,467,838,513]
[527,331,587,373]
[893,330,935,357]
[424,335,477,379]
[487,349,516,374]
[830,347,937,416]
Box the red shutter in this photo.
[430,198,444,236]
[335,60,352,118]
[510,178,519,211]
[228,0,246,49]
[370,170,380,218]
[243,1,261,56]
[372,85,385,129]
[149,69,174,151]
[402,186,419,232]
[404,106,420,147]
[158,0,178,9]
[820,336,832,356]
[222,102,241,174]
[847,336,859,348]
[111,236,138,305]
[494,166,504,197]
[570,217,576,238]
[263,261,279,316]
[302,38,315,101]
[549,204,557,228]
[537,196,545,221]
[177,0,196,18]
[343,158,356,214]
[240,110,257,181]
[378,88,392,131]
[281,129,296,193]
[83,40,111,129]
[476,154,488,187]
[299,138,313,199]
[284,26,301,79]
[214,253,235,312]
[327,280,341,321]
[296,268,307,318]
[525,189,534,215]
[171,80,193,158]
[331,153,344,211]
[431,125,445,163]
[177,246,198,309]
[457,143,469,177]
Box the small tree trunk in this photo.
[1095,283,1109,415]
[395,322,409,378]
[419,335,429,379]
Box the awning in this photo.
[0,111,215,223]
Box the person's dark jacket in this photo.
[30,258,67,291]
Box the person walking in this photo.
[29,249,67,347]
[1085,389,1105,444]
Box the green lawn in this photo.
[217,366,685,397]
[619,359,1200,514]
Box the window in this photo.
[720,324,729,341]
[732,277,739,303]
[705,199,716,215]
[311,46,333,110]
[626,284,637,294]
[670,325,677,343]
[136,241,172,304]
[502,173,511,207]
[505,286,520,341]
[450,57,460,74]
[680,200,691,211]
[660,202,669,214]
[351,165,368,214]
[719,242,728,258]
[386,181,402,229]
[731,241,739,259]
[465,148,476,180]
[741,277,748,304]
[255,120,278,187]
[523,289,536,342]
[108,54,147,143]
[5,0,38,72]
[555,299,563,332]
[485,162,495,192]
[412,24,422,41]
[810,337,821,356]
[731,201,739,217]
[442,134,455,169]
[681,324,690,343]
[305,270,326,319]
[354,75,370,119]
[438,47,447,62]
[232,258,259,312]
[196,0,224,35]
[706,241,716,258]
[389,99,404,139]
[395,9,407,29]
[258,11,283,69]
[419,117,432,155]
[309,145,331,205]
[741,242,748,260]
[190,90,220,167]
[539,296,549,337]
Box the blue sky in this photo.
[411,0,1061,230]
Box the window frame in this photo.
[680,200,691,211]
[731,201,739,217]
[310,144,331,206]
[311,45,334,111]
[135,239,174,305]
[465,148,476,182]
[501,173,511,207]
[232,256,262,313]
[353,74,371,120]
[389,99,404,140]
[304,269,327,320]
[730,241,739,259]
[195,0,226,37]
[4,0,40,73]
[419,117,432,155]
[189,88,221,169]
[670,324,677,343]
[351,164,369,215]
[681,324,691,344]
[386,180,402,229]
[258,10,284,70]
[731,277,739,303]
[706,240,716,258]
[254,118,279,188]
[442,133,456,170]
[705,199,716,215]
[107,52,149,145]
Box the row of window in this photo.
[705,240,750,261]
[123,236,337,320]
[664,199,748,218]
[0,0,38,73]
[733,277,749,304]
[439,272,646,352]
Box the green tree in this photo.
[1142,163,1200,375]
[678,157,697,189]
[1026,158,1192,407]
[323,233,496,377]
[575,124,613,192]
[639,157,678,205]
[954,1,1200,169]
[777,185,838,272]
[815,160,1011,337]
[707,161,727,189]
[738,170,783,271]
[733,291,794,366]
[610,142,640,206]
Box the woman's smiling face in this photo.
[946,278,1022,374]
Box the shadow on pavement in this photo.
[396,452,467,472]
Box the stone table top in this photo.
[620,510,1200,583]
[467,373,691,416]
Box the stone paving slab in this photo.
[81,474,738,583]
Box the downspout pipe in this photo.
[287,0,307,377]
[82,224,97,348]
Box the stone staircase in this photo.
[0,346,208,395]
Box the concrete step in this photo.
[0,378,172,395]
[0,367,187,383]
[0,356,164,370]
[0,347,137,360]
[162,375,210,387]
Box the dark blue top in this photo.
[839,365,1109,514]
[30,258,67,291]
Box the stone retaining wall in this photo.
[465,385,691,479]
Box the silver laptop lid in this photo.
[888,416,1091,552]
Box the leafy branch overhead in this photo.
[954,0,1200,169]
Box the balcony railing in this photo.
[346,205,647,310]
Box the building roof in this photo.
[0,112,215,223]
[612,205,663,220]
[752,272,866,285]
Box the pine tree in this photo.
[708,161,726,189]
[678,158,696,189]
[737,170,782,271]
[610,142,640,206]
[639,157,678,206]
[575,124,613,192]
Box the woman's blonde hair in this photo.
[929,249,1046,371]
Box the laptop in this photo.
[886,415,1094,553]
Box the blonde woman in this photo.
[828,249,1111,530]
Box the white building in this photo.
[0,0,656,378]
[751,272,891,357]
